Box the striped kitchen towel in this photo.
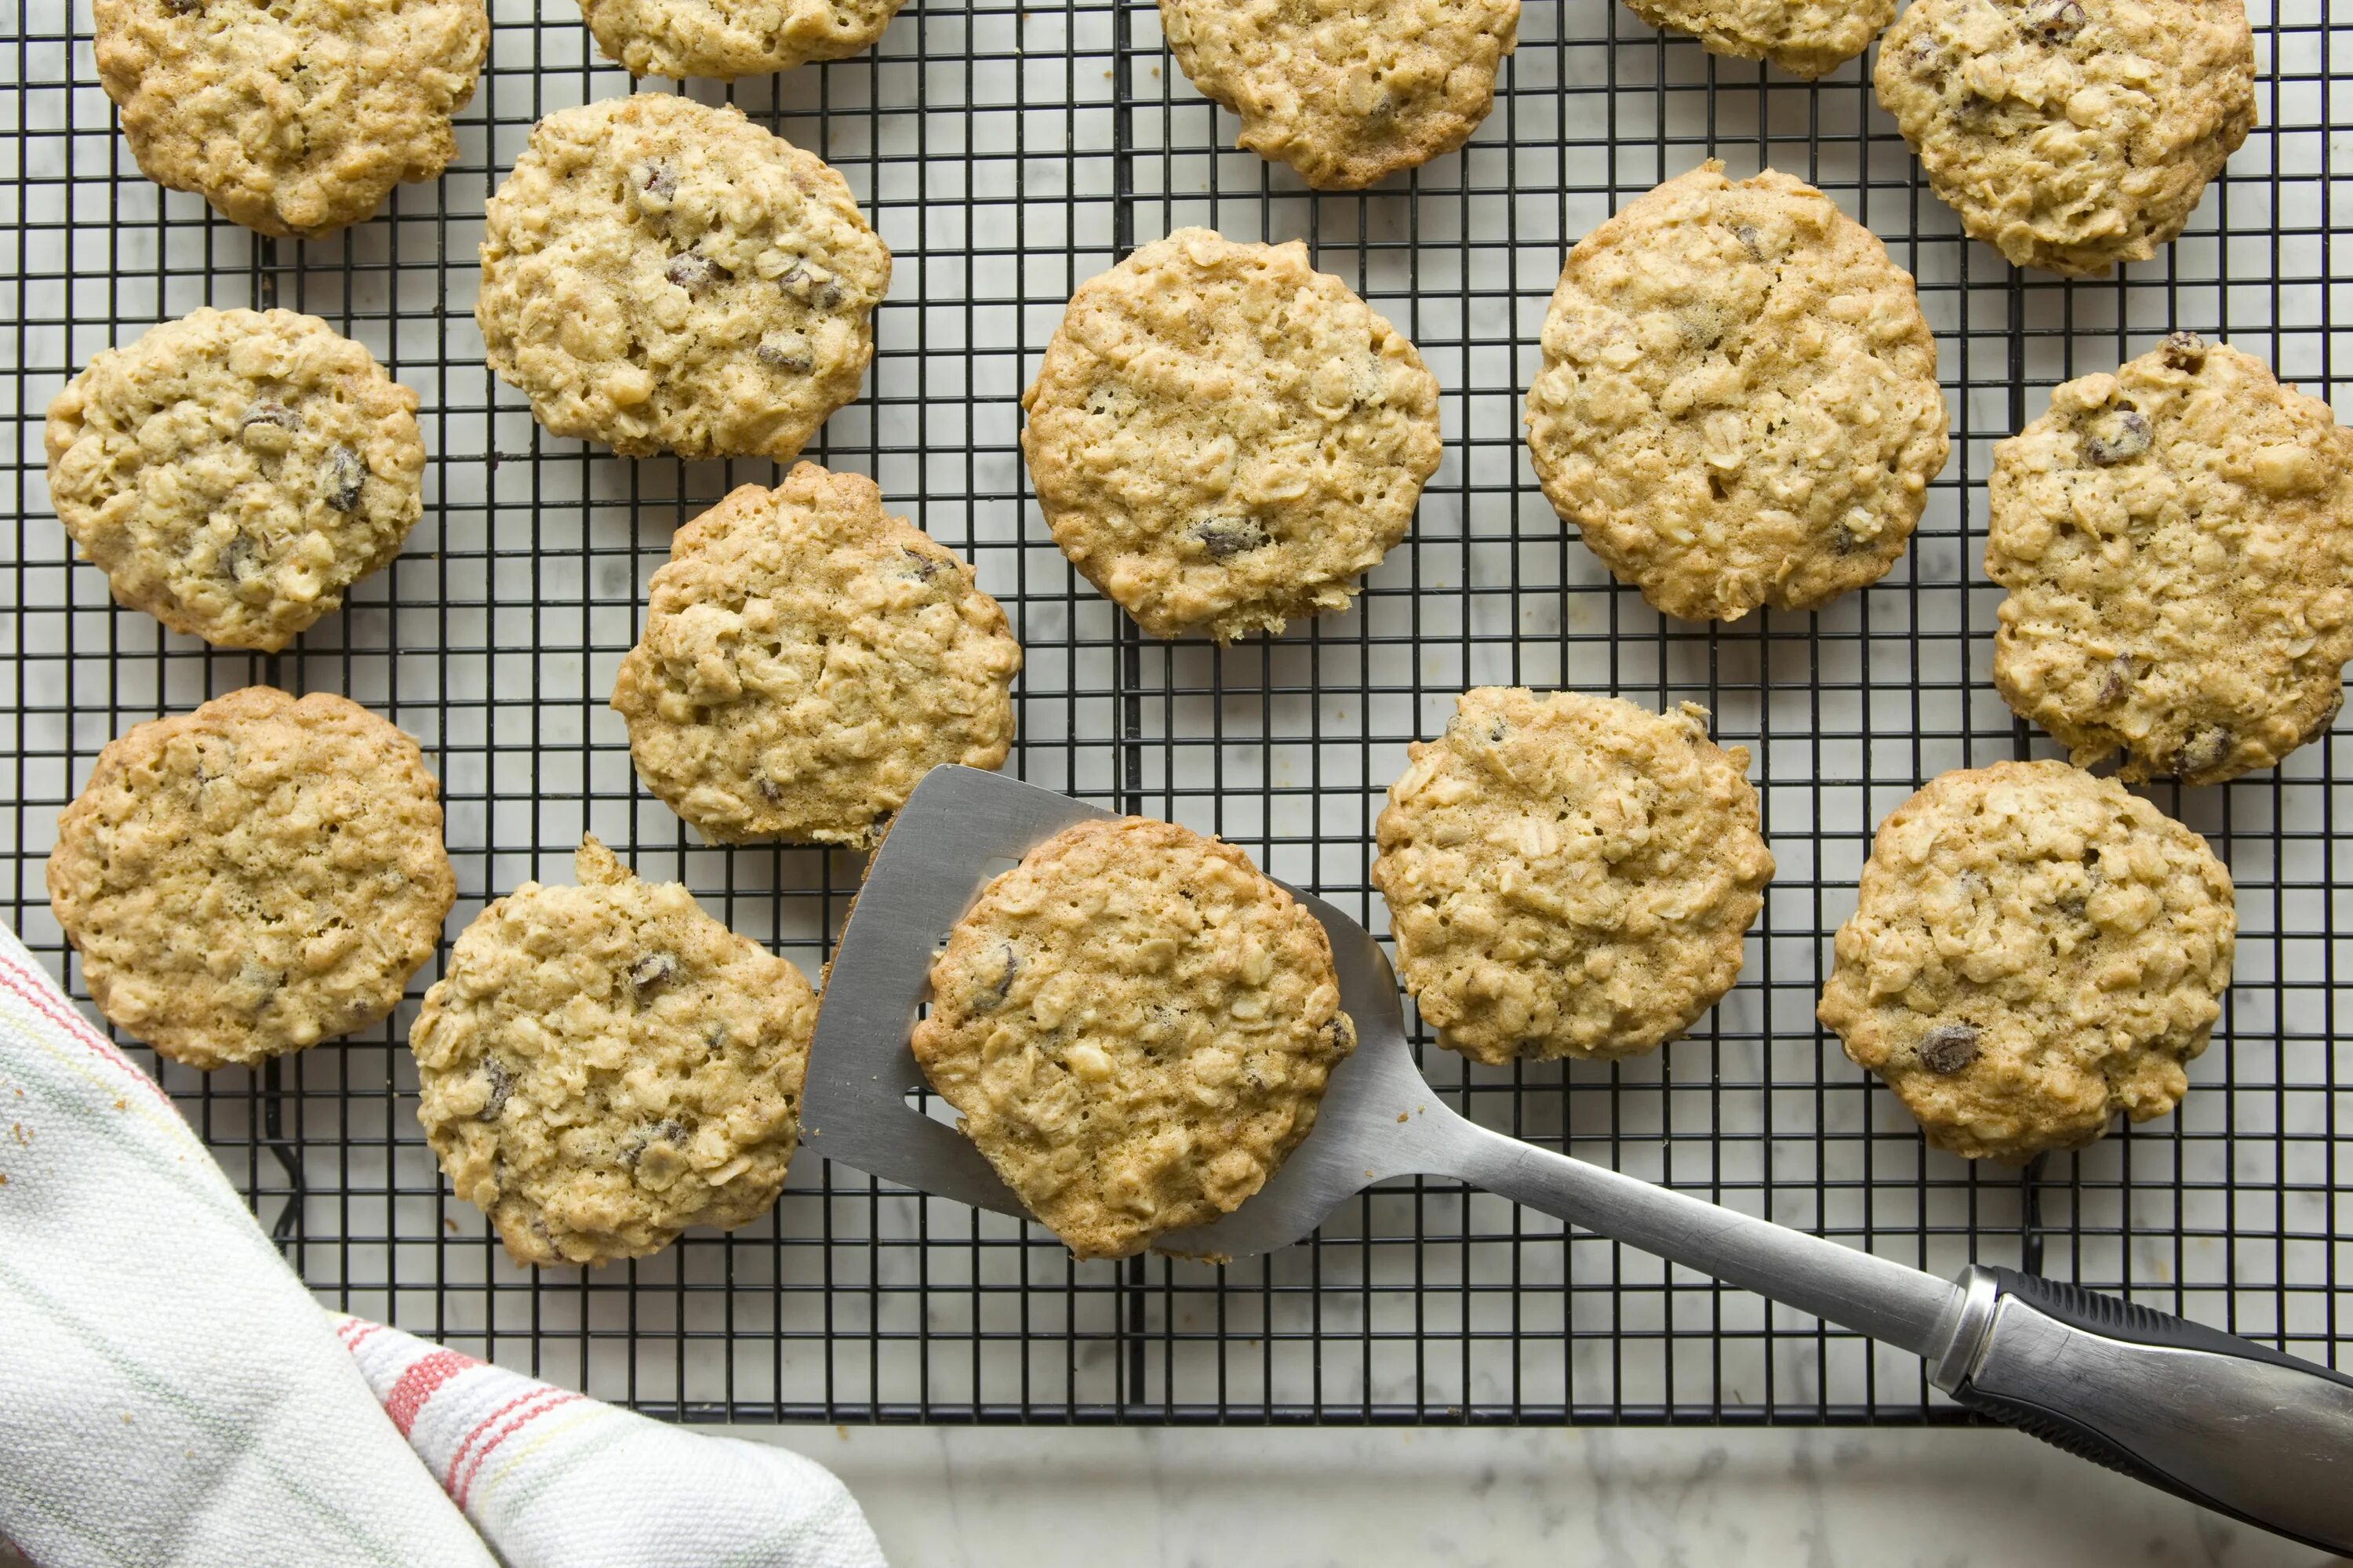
[333,1315,886,1567]
[0,921,884,1568]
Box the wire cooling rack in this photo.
[2,0,2346,1426]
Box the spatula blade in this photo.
[802,766,1111,1215]
[803,766,1420,1261]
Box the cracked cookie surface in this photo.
[47,686,454,1070]
[1988,337,2353,785]
[1874,0,2255,275]
[1623,0,1893,77]
[477,93,890,461]
[413,836,815,1268]
[580,0,903,79]
[1158,0,1518,188]
[1022,228,1441,641]
[1817,761,2235,1162]
[1370,687,1773,1064]
[911,817,1357,1260]
[1525,163,1947,621]
[611,462,1022,847]
[46,307,425,651]
[95,0,486,238]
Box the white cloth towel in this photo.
[0,922,886,1568]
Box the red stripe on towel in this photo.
[384,1349,475,1437]
[442,1386,563,1490]
[452,1390,580,1510]
[0,954,173,1107]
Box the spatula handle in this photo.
[1449,1119,1959,1356]
[1937,1266,2353,1555]
[1445,1120,2353,1552]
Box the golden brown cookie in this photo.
[1988,335,2353,785]
[477,93,890,462]
[1158,0,1518,187]
[911,817,1356,1260]
[1873,0,2255,275]
[1623,0,1893,77]
[1817,761,2235,1162]
[1369,687,1773,1063]
[411,836,816,1268]
[580,0,903,80]
[46,687,455,1070]
[45,308,426,652]
[1022,228,1442,641]
[95,0,486,238]
[1524,163,1948,622]
[611,463,1023,848]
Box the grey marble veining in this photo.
[750,1426,2334,1568]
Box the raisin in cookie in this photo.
[1623,0,1893,78]
[95,0,486,238]
[1158,0,1518,188]
[1988,336,2353,785]
[1525,163,1948,622]
[1022,228,1442,641]
[611,462,1022,847]
[477,93,890,462]
[911,817,1357,1260]
[1370,688,1773,1064]
[1818,761,2235,1162]
[1874,0,2255,275]
[46,308,426,651]
[412,836,816,1267]
[46,687,455,1070]
[580,0,903,80]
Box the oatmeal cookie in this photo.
[1022,228,1442,641]
[46,687,455,1070]
[411,836,816,1268]
[580,0,903,79]
[477,93,891,462]
[1524,163,1948,621]
[46,307,426,651]
[611,462,1022,847]
[1817,761,2235,1162]
[1988,335,2353,785]
[911,817,1357,1260]
[1369,687,1773,1063]
[1873,0,2256,275]
[1623,0,1893,78]
[1158,0,1518,188]
[95,0,486,238]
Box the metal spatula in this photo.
[805,766,2353,1552]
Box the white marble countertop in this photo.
[749,1425,2335,1566]
[2,1424,2333,1566]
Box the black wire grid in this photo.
[2,0,2344,1426]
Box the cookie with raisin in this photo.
[611,462,1022,848]
[1158,0,1518,187]
[1874,0,2254,275]
[1624,0,1891,78]
[1022,228,1441,641]
[1818,762,2235,1162]
[580,0,902,80]
[1987,335,2353,784]
[1370,687,1773,1064]
[412,836,815,1267]
[911,817,1356,1259]
[1524,163,1947,621]
[95,0,485,237]
[45,308,425,650]
[47,687,455,1069]
[477,93,890,462]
